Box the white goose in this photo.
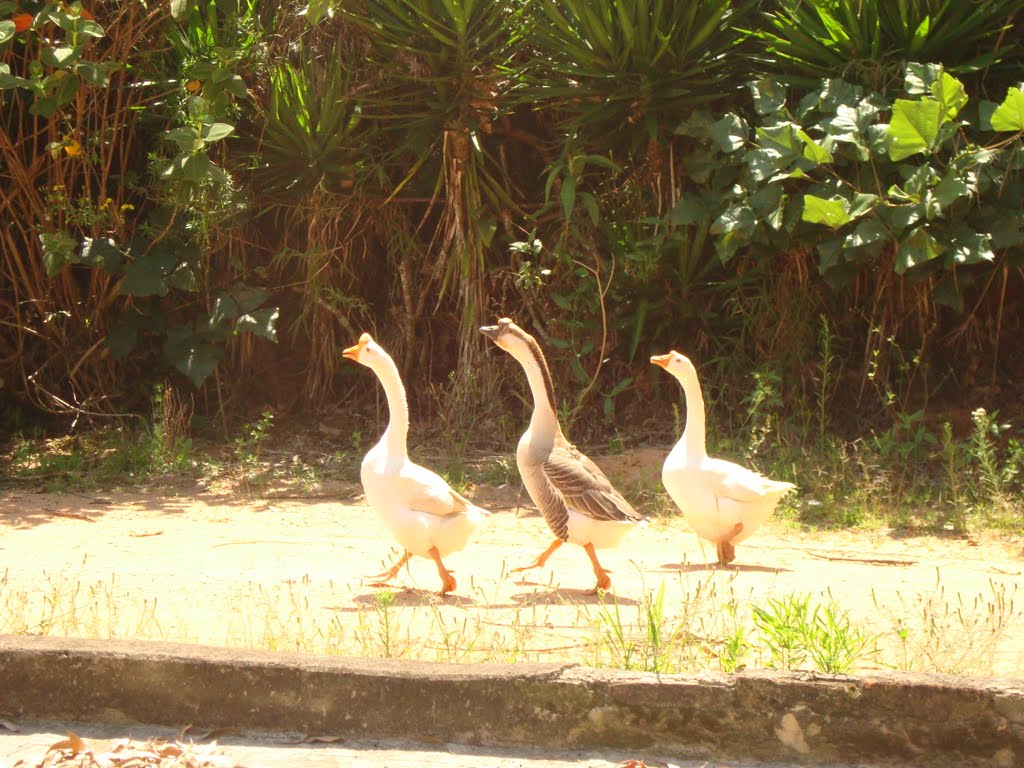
[342,333,489,596]
[480,318,644,592]
[651,350,795,565]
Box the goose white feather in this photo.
[652,351,795,565]
[481,318,643,592]
[343,333,489,595]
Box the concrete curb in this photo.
[1,636,1021,766]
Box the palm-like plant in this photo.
[755,0,1022,94]
[343,0,527,370]
[530,0,756,158]
[253,47,369,196]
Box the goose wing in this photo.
[542,440,643,525]
[703,458,796,503]
[395,462,474,517]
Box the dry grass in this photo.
[1,564,1017,677]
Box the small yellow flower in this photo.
[186,80,201,93]
[64,139,82,157]
[120,203,135,211]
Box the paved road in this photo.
[1,721,807,768]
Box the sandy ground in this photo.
[1,468,1022,676]
[0,721,809,768]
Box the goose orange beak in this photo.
[650,353,671,368]
[342,333,372,361]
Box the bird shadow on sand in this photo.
[510,585,639,607]
[656,561,792,574]
[331,587,477,610]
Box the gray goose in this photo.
[480,318,644,592]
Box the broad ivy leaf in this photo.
[711,205,756,237]
[711,205,755,261]
[932,274,963,312]
[826,105,866,149]
[39,231,77,276]
[201,122,234,142]
[843,218,888,250]
[710,113,748,153]
[934,172,972,209]
[816,236,845,272]
[895,228,943,273]
[674,109,715,140]
[930,72,967,120]
[76,61,119,87]
[988,210,1024,248]
[176,343,222,387]
[766,194,787,231]
[77,19,105,38]
[182,151,211,182]
[816,78,864,115]
[757,123,801,154]
[878,203,922,233]
[949,230,994,265]
[745,147,784,183]
[888,99,945,160]
[120,258,170,296]
[0,63,33,89]
[811,237,843,274]
[41,45,81,68]
[105,324,139,359]
[989,88,1024,132]
[802,195,851,228]
[669,196,708,226]
[164,127,198,153]
[233,285,270,314]
[80,236,122,271]
[235,307,280,342]
[905,63,943,95]
[209,294,241,327]
[166,264,197,292]
[902,164,939,199]
[797,129,832,164]
[748,79,786,115]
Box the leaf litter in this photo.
[12,731,247,768]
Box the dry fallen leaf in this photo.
[1,719,21,732]
[46,731,88,756]
[197,727,239,741]
[297,734,346,744]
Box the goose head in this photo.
[342,332,389,369]
[479,317,537,365]
[651,350,697,382]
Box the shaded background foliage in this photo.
[2,0,1024,457]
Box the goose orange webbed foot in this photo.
[589,570,612,595]
[511,538,563,575]
[716,522,744,566]
[429,546,457,597]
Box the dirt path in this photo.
[1,481,1021,676]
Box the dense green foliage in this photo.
[2,0,1023,524]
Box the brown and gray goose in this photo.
[480,317,644,592]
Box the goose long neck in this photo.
[515,344,561,441]
[374,355,409,455]
[679,373,707,457]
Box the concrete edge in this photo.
[1,635,1021,766]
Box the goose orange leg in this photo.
[428,546,457,596]
[511,538,563,575]
[716,523,745,566]
[584,543,612,593]
[367,550,412,585]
